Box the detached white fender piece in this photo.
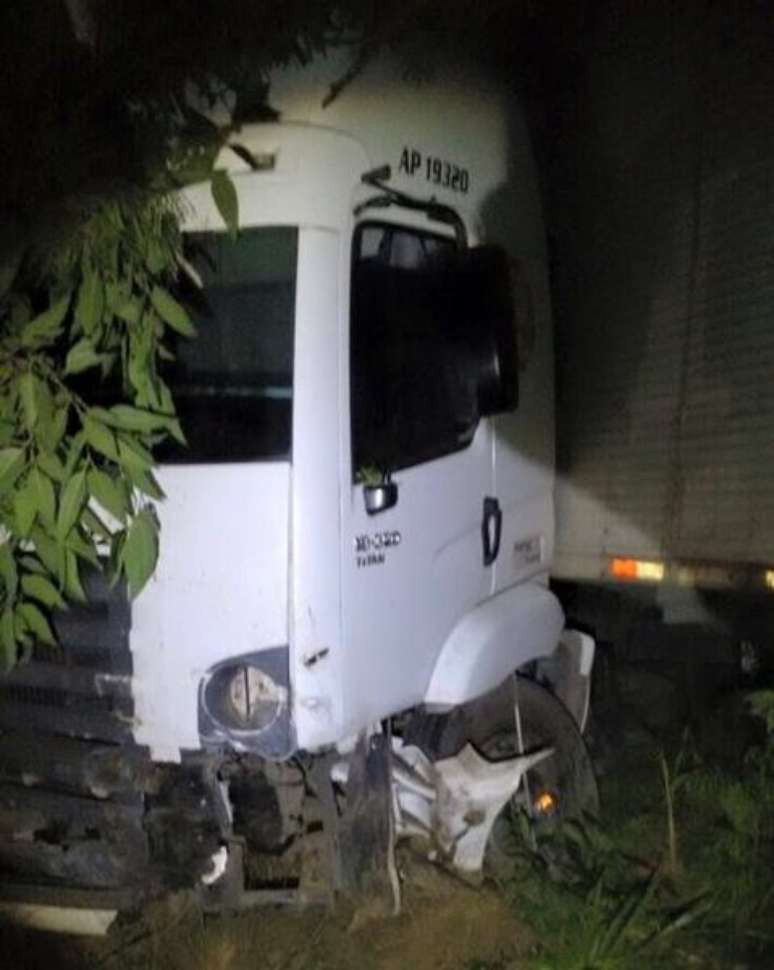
[539,628,595,733]
[424,581,565,709]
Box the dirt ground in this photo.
[1,853,532,970]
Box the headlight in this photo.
[198,648,294,758]
[224,664,287,731]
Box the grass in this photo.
[491,685,774,970]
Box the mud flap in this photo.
[338,733,400,914]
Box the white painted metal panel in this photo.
[341,420,494,738]
[494,259,556,593]
[131,463,290,760]
[288,228,346,751]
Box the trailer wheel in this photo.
[468,676,599,876]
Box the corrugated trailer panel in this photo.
[553,6,774,580]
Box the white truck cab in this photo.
[137,55,565,756]
[0,54,596,917]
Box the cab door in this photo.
[340,221,496,735]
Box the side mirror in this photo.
[364,479,398,515]
[451,245,519,417]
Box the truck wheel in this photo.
[468,676,599,876]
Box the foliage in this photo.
[502,686,774,969]
[674,694,774,950]
[356,465,386,486]
[0,189,204,668]
[0,13,255,668]
[501,812,708,970]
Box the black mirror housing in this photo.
[457,245,519,417]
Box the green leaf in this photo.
[19,294,70,348]
[13,479,37,536]
[31,380,54,448]
[30,527,61,582]
[83,414,119,462]
[150,285,196,338]
[117,434,154,474]
[63,432,85,477]
[38,403,69,454]
[211,169,239,239]
[75,271,105,337]
[64,338,103,376]
[0,447,25,493]
[128,467,165,500]
[114,296,143,325]
[146,241,168,275]
[66,529,100,566]
[87,468,129,523]
[104,404,182,438]
[20,556,46,574]
[105,280,126,312]
[31,467,56,527]
[64,550,86,602]
[0,543,18,600]
[21,573,66,610]
[17,600,56,646]
[127,332,154,402]
[166,418,186,446]
[56,469,87,540]
[109,531,126,587]
[121,509,159,598]
[0,419,15,447]
[19,371,41,429]
[37,451,66,482]
[0,609,16,671]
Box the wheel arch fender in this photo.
[424,580,565,709]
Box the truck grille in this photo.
[0,570,151,899]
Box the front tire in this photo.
[471,677,599,874]
[421,675,598,876]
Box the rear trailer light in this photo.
[608,559,774,592]
[609,557,665,583]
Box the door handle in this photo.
[481,496,502,567]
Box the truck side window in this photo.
[351,223,480,475]
[159,226,298,463]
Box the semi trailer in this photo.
[549,6,774,701]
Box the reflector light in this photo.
[533,790,558,817]
[609,557,665,582]
[765,570,774,591]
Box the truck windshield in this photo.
[159,226,297,463]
